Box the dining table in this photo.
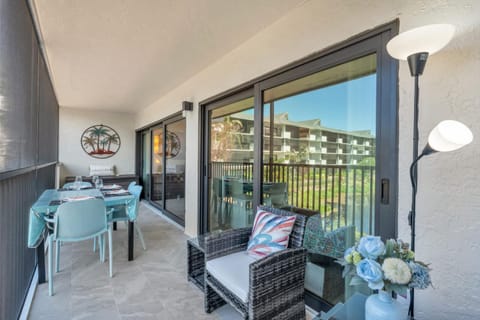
[28,187,137,284]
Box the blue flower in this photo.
[356,259,384,290]
[408,262,432,289]
[357,236,385,259]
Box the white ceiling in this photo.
[31,0,305,112]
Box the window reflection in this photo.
[262,54,377,305]
[208,97,254,231]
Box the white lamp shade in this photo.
[387,24,455,60]
[428,120,473,152]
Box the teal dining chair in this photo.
[93,184,146,252]
[45,199,113,296]
[111,184,146,250]
[62,181,93,189]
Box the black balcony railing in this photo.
[210,161,375,237]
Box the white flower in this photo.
[382,258,412,284]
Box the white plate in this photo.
[66,185,90,190]
[104,189,128,195]
[64,196,95,202]
[102,184,121,190]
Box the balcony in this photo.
[212,161,375,234]
[1,1,478,320]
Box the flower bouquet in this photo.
[339,236,431,296]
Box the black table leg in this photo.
[128,221,134,261]
[37,240,46,284]
[113,222,117,231]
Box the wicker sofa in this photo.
[204,206,307,320]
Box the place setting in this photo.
[48,195,101,206]
[102,188,131,197]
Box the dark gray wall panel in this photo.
[0,0,59,319]
[0,171,37,320]
[0,0,37,172]
[38,53,59,164]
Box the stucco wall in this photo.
[59,107,135,181]
[135,1,480,318]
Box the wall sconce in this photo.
[182,101,193,117]
[387,24,474,319]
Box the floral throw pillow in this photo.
[247,209,297,259]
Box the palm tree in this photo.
[82,136,96,153]
[105,134,119,152]
[88,126,109,152]
[211,117,244,161]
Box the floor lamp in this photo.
[386,24,474,319]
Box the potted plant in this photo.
[338,236,432,320]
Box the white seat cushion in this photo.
[206,251,256,303]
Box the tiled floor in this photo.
[29,202,241,320]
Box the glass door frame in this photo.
[137,130,151,200]
[136,112,186,227]
[255,34,398,240]
[200,89,254,232]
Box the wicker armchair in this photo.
[204,206,307,320]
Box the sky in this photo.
[246,74,377,134]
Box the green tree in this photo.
[211,117,243,161]
[358,157,375,166]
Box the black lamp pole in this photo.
[406,51,429,320]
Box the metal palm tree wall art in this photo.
[165,131,181,158]
[81,124,121,159]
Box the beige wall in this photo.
[135,1,480,318]
[59,107,135,182]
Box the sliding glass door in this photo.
[206,93,255,231]
[262,54,377,234]
[201,25,398,312]
[151,125,164,207]
[141,131,151,200]
[164,118,186,221]
[139,114,186,225]
[261,54,377,305]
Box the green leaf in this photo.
[385,239,395,257]
[349,276,366,286]
[342,264,353,278]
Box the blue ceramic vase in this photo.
[365,291,404,320]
